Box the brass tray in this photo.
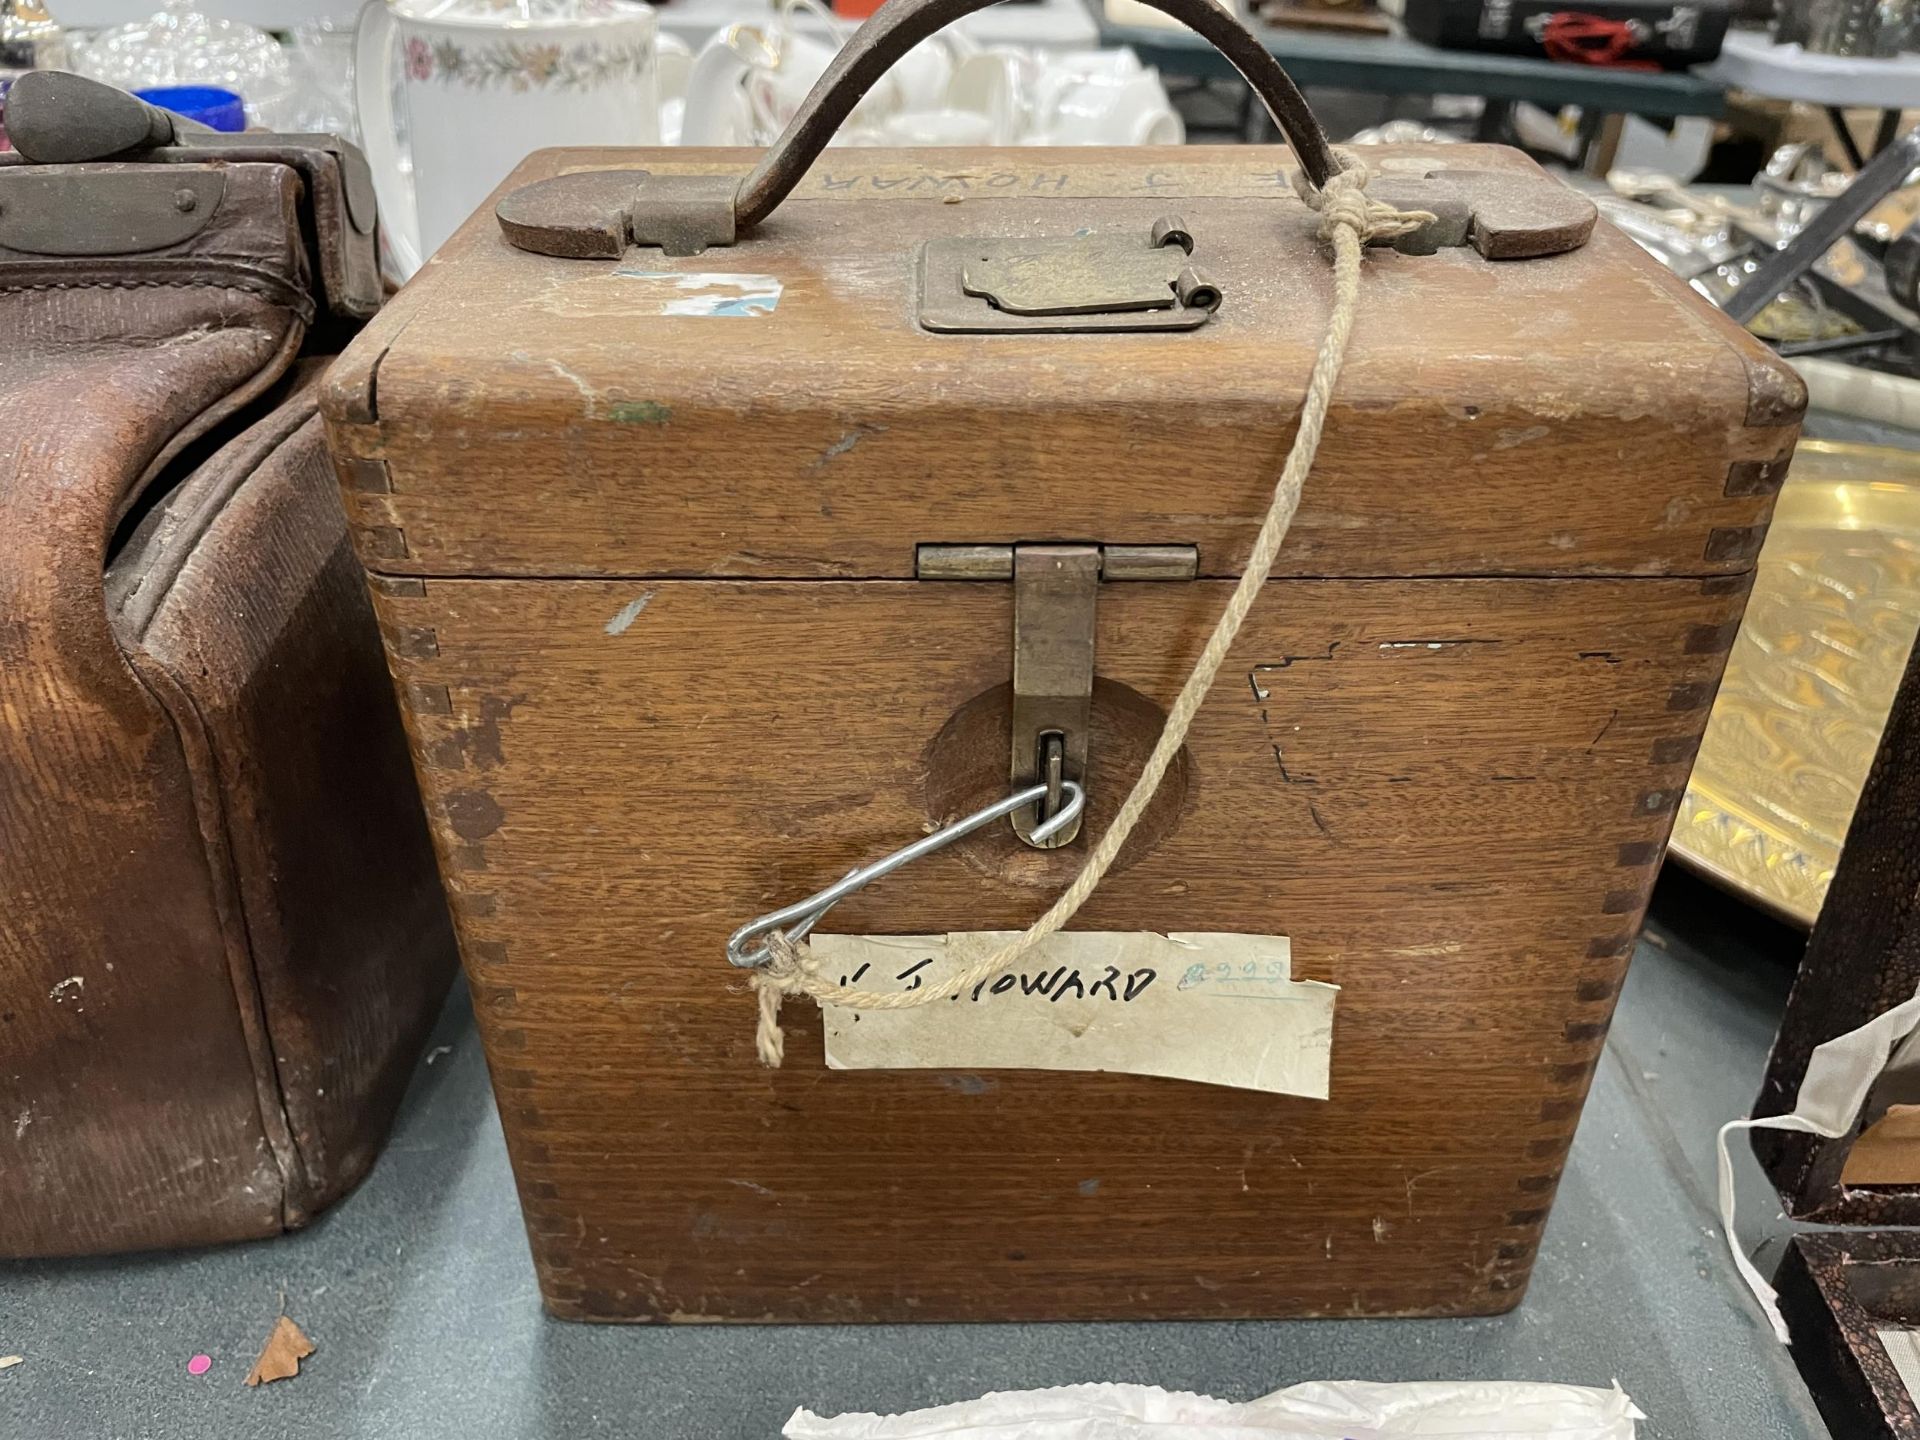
[1672,439,1920,926]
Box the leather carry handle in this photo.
[3,71,209,165]
[733,0,1339,231]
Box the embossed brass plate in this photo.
[964,235,1204,316]
[918,219,1220,334]
[1672,439,1920,926]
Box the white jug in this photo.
[355,0,659,279]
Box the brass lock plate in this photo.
[918,215,1222,334]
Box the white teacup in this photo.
[946,48,1028,144]
[686,0,982,146]
[657,32,692,145]
[1032,49,1145,122]
[684,18,873,145]
[1035,70,1183,147]
[882,107,997,146]
[744,23,847,133]
[683,21,770,144]
[891,37,957,111]
[354,0,659,279]
[1043,46,1145,85]
[657,32,693,104]
[686,4,902,143]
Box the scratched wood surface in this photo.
[322,141,1799,1319]
[351,574,1746,1320]
[324,145,1798,583]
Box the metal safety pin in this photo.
[725,779,1087,969]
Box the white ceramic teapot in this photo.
[355,0,659,278]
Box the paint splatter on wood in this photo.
[605,592,656,636]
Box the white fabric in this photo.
[785,1380,1643,1439]
[1717,985,1920,1344]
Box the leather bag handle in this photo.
[734,0,1339,230]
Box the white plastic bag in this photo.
[786,1380,1643,1439]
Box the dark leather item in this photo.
[0,129,454,1257]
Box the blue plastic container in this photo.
[135,85,247,133]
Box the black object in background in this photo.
[1401,0,1731,67]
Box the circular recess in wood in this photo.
[922,679,1193,890]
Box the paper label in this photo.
[812,932,1336,1098]
[613,268,781,316]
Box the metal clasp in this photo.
[917,541,1198,850]
[725,779,1086,968]
[1011,545,1098,847]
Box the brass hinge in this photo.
[916,542,1198,848]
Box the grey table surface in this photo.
[1,872,1833,1439]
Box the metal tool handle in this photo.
[733,0,1340,233]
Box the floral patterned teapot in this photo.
[354,0,658,279]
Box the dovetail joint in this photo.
[359,524,410,561]
[1704,525,1767,563]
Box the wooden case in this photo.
[322,144,1801,1322]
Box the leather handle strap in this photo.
[732,0,1339,232]
[3,71,207,165]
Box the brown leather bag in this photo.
[0,77,456,1257]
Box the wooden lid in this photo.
[323,144,1802,582]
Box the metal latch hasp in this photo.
[916,542,1198,849]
